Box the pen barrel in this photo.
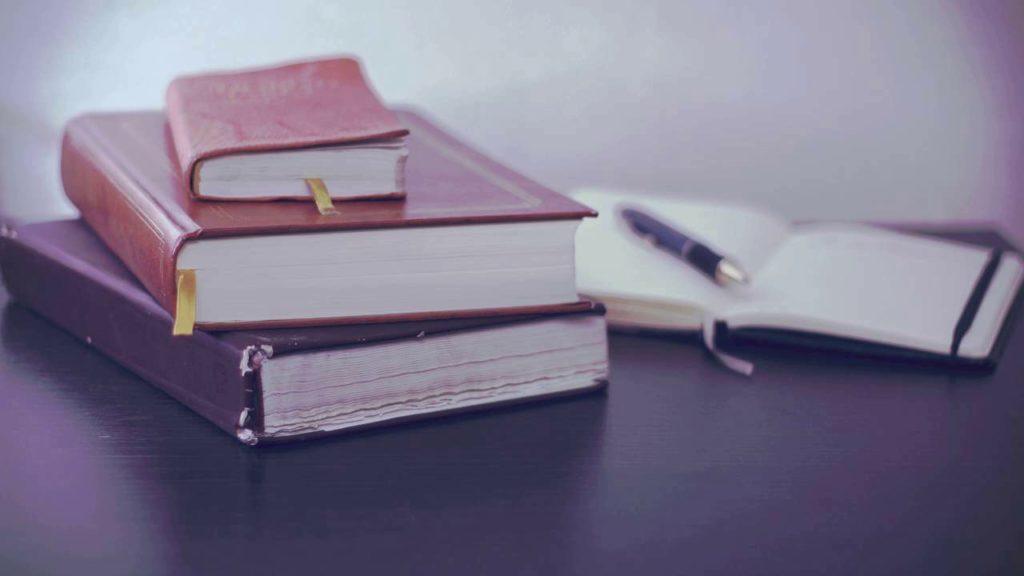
[684,242,722,277]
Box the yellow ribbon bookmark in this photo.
[305,178,337,215]
[172,269,197,336]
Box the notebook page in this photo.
[722,223,994,355]
[572,189,792,328]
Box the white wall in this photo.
[1,0,1021,242]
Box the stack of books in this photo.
[0,57,609,445]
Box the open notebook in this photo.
[573,188,1023,367]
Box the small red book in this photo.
[166,57,409,201]
[61,109,596,333]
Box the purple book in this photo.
[0,220,608,445]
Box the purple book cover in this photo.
[0,219,604,445]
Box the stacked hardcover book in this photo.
[0,57,609,445]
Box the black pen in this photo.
[620,207,749,285]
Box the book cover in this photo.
[166,56,408,196]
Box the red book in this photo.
[61,109,596,332]
[166,57,409,201]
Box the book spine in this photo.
[0,232,256,442]
[61,118,184,314]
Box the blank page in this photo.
[723,223,1007,356]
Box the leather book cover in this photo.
[166,56,409,195]
[0,218,606,444]
[61,108,596,326]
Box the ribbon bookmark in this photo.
[172,269,197,336]
[305,178,337,215]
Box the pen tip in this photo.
[716,261,749,285]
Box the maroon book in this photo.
[61,109,595,332]
[0,219,609,445]
[166,57,409,201]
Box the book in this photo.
[0,219,609,445]
[166,57,409,201]
[573,188,1024,367]
[61,109,595,332]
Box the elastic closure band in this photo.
[952,248,1003,356]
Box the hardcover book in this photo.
[0,219,609,445]
[61,109,596,332]
[166,57,409,201]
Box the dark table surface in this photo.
[2,231,1023,576]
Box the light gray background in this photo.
[1,0,1021,242]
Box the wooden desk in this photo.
[1,231,1022,575]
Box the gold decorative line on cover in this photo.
[172,269,197,336]
[305,178,338,215]
[406,119,542,213]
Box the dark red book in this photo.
[62,109,596,333]
[0,219,609,445]
[166,57,409,201]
